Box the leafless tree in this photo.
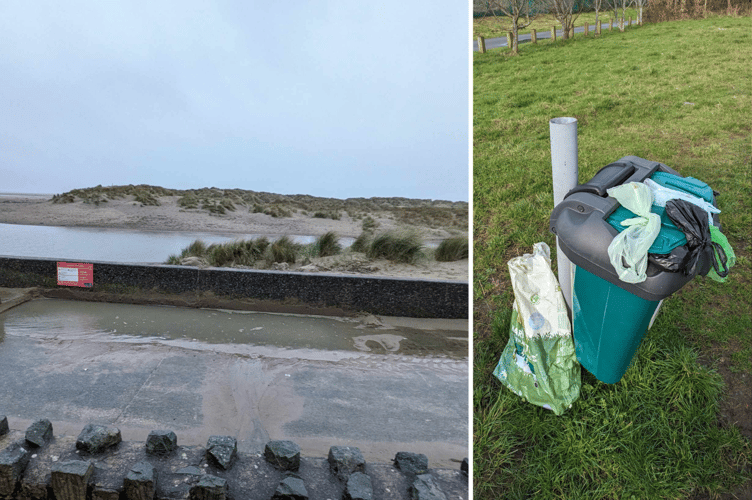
[616,0,634,30]
[606,0,619,24]
[546,0,581,39]
[633,0,647,23]
[593,0,604,30]
[475,0,541,54]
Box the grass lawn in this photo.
[473,15,751,498]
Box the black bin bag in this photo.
[664,199,728,278]
[649,245,690,273]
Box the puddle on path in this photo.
[0,299,467,359]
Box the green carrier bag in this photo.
[493,242,581,415]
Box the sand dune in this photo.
[0,193,468,282]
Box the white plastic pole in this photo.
[550,117,579,313]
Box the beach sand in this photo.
[0,194,468,282]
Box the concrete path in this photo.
[0,296,468,468]
[473,20,640,51]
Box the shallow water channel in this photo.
[0,298,468,465]
[0,222,355,263]
[0,299,467,359]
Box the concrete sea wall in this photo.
[0,257,468,319]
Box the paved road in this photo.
[0,295,468,468]
[473,20,639,51]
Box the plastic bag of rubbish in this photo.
[665,199,728,278]
[493,242,580,415]
[644,178,720,226]
[649,245,691,273]
[606,182,661,283]
[707,225,735,282]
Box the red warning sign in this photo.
[57,262,94,287]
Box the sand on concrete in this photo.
[0,195,468,281]
[0,293,468,466]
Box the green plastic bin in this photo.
[550,156,721,384]
[572,266,660,384]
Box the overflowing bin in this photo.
[549,156,728,384]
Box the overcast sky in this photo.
[0,1,469,201]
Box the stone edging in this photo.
[0,418,468,500]
[0,257,468,319]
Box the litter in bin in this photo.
[650,171,715,202]
[649,245,691,273]
[605,182,661,283]
[493,242,580,415]
[603,170,734,279]
[644,178,720,226]
[707,225,735,282]
[549,156,737,384]
[665,199,729,278]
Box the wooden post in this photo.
[628,16,632,27]
[610,18,614,31]
[531,29,537,44]
[477,36,486,53]
[584,23,589,36]
[597,22,602,35]
[507,31,513,50]
[570,26,574,38]
[552,26,557,41]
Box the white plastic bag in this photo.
[644,178,720,226]
[492,242,580,415]
[606,182,661,283]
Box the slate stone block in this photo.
[264,440,301,471]
[410,474,447,500]
[145,430,177,456]
[76,424,122,454]
[188,474,227,500]
[92,488,120,500]
[271,475,308,500]
[124,461,156,500]
[175,466,202,477]
[393,452,429,476]
[25,419,53,448]
[0,416,8,436]
[205,436,237,471]
[0,440,32,497]
[344,472,373,500]
[328,446,365,481]
[50,460,94,500]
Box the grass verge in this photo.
[474,15,751,498]
[473,8,640,39]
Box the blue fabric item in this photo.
[650,172,714,203]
